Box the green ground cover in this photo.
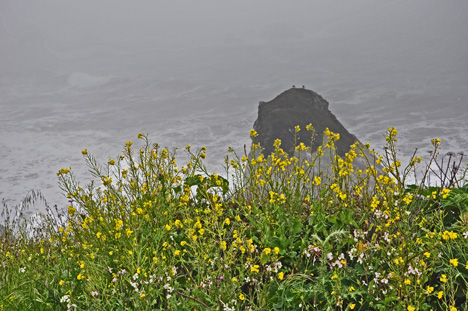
[1,127,468,310]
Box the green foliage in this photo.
[1,127,468,310]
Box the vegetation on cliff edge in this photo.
[1,126,468,310]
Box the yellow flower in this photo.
[174,250,180,256]
[407,306,415,311]
[220,241,227,251]
[108,158,115,165]
[427,286,434,294]
[442,188,451,199]
[232,277,238,282]
[440,274,448,283]
[250,265,260,273]
[349,286,355,292]
[450,258,458,267]
[274,247,280,255]
[438,291,443,299]
[81,149,88,155]
[424,252,430,258]
[404,279,411,285]
[250,129,258,138]
[68,206,76,217]
[180,241,187,246]
[450,307,457,311]
[278,272,284,280]
[239,293,245,301]
[295,125,300,132]
[137,133,143,139]
[225,218,230,225]
[306,123,312,131]
[349,304,356,310]
[263,248,271,255]
[59,280,64,286]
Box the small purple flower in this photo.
[112,278,117,283]
[91,291,98,297]
[121,269,126,275]
[219,276,224,280]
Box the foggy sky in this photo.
[2,0,467,72]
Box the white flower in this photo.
[19,267,26,273]
[60,295,70,303]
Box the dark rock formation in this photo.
[253,87,358,157]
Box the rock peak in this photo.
[253,88,358,157]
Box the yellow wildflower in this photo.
[220,241,227,250]
[450,258,458,267]
[440,274,448,283]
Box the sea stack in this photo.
[253,87,359,157]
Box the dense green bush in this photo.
[1,127,468,310]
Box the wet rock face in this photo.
[253,88,358,157]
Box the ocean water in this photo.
[1,1,468,217]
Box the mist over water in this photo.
[1,0,468,216]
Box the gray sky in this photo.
[2,1,467,75]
